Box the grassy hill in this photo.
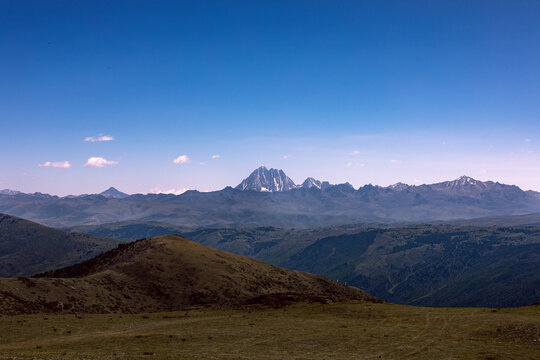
[0,235,373,315]
[0,214,121,277]
[68,221,540,308]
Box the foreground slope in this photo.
[0,235,372,315]
[0,214,120,277]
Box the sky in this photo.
[1,0,539,195]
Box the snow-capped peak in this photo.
[301,177,322,189]
[235,166,296,192]
[388,182,409,191]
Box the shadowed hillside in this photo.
[0,235,374,315]
[0,214,121,277]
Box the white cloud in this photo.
[84,134,115,142]
[348,150,361,155]
[389,159,401,164]
[282,154,292,159]
[39,161,71,168]
[346,162,353,167]
[149,186,189,195]
[524,138,531,142]
[84,157,118,167]
[199,162,207,165]
[173,155,190,164]
[211,154,220,159]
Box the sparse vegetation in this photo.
[0,235,372,315]
[0,301,538,359]
[68,221,540,307]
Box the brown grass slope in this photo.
[0,235,373,315]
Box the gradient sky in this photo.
[1,0,539,195]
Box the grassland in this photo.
[0,301,538,360]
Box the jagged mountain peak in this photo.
[436,176,485,189]
[0,189,21,195]
[388,182,409,191]
[236,166,296,192]
[99,187,129,198]
[455,175,479,185]
[301,177,322,189]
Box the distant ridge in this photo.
[99,187,129,198]
[0,189,20,195]
[1,168,540,227]
[0,213,121,277]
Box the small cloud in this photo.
[442,140,446,145]
[149,186,189,195]
[346,162,353,167]
[173,155,190,164]
[524,138,530,142]
[283,154,292,159]
[84,134,115,142]
[348,150,361,156]
[39,161,71,168]
[389,159,401,164]
[211,154,220,159]
[199,162,207,165]
[84,157,118,167]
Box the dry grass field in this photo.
[0,301,538,360]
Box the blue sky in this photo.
[1,0,539,195]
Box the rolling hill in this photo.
[0,235,373,315]
[0,214,121,277]
[67,220,540,308]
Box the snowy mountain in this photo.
[301,177,322,189]
[2,171,540,228]
[235,166,296,192]
[0,189,21,195]
[387,182,409,191]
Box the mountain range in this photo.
[1,166,540,228]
